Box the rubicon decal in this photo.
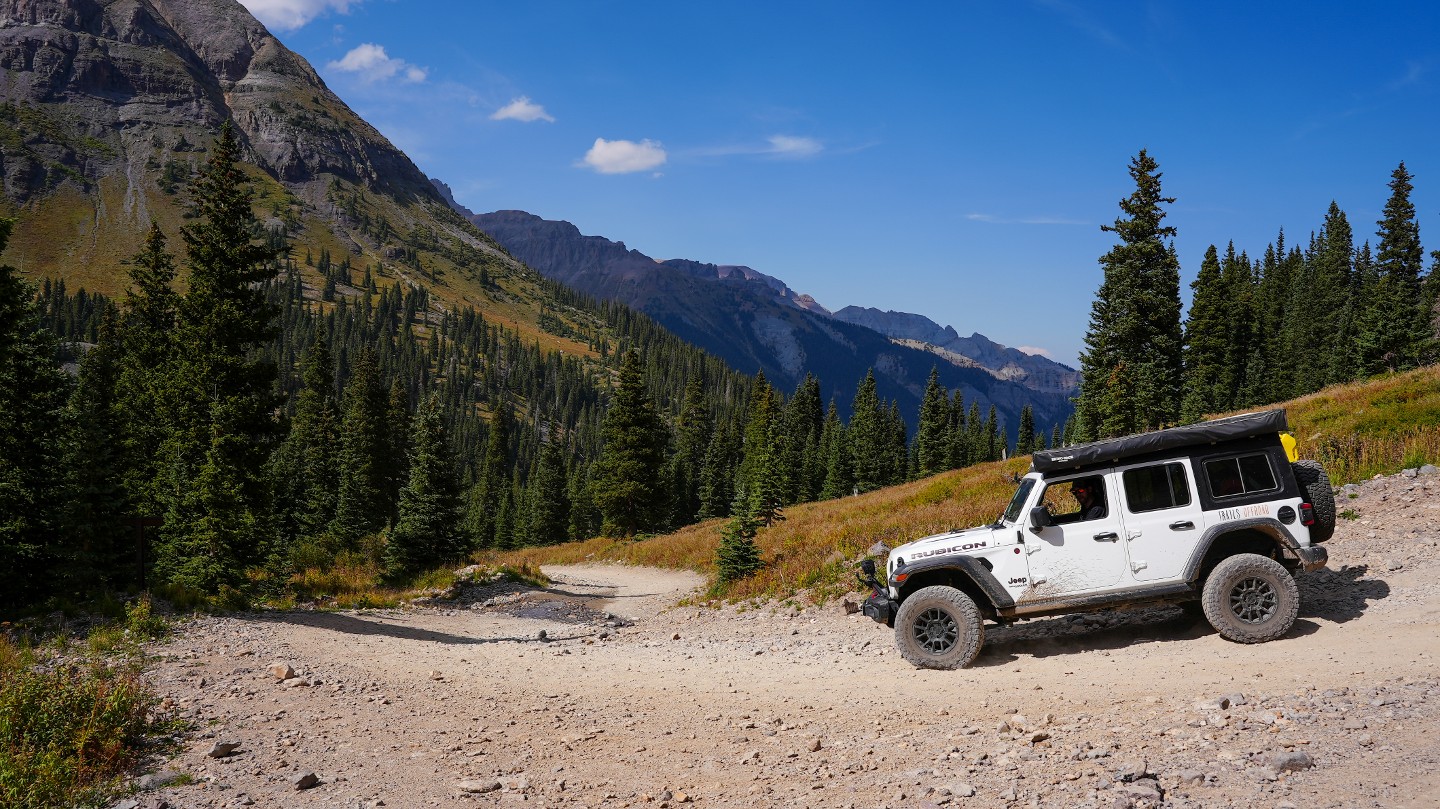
[911,541,987,560]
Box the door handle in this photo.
[1093,532,1119,542]
[1169,520,1195,530]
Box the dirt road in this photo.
[136,469,1440,809]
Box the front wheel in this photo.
[1201,553,1299,643]
[894,586,984,669]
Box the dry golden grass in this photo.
[494,457,1032,603]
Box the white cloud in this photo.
[491,97,555,123]
[326,43,427,83]
[239,0,355,32]
[580,138,667,175]
[1015,346,1053,358]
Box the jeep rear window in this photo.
[1204,453,1278,499]
[1123,462,1191,513]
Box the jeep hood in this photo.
[890,525,997,566]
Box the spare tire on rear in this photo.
[1292,459,1335,543]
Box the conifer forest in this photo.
[3,135,1438,612]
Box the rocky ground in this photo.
[125,468,1440,809]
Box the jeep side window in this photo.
[1122,462,1192,513]
[1042,475,1107,523]
[1204,453,1278,499]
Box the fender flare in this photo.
[1180,517,1307,582]
[894,555,1015,610]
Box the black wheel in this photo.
[894,585,984,669]
[1201,553,1299,643]
[1292,459,1336,542]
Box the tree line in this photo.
[1075,151,1440,441]
[1,125,1033,610]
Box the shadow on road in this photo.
[973,565,1384,666]
[248,610,596,646]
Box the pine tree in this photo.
[819,403,853,499]
[848,370,886,492]
[273,331,341,540]
[59,307,132,590]
[1075,149,1183,440]
[1364,162,1428,372]
[1181,245,1228,422]
[914,368,951,477]
[781,374,824,503]
[0,219,72,608]
[670,377,712,524]
[697,421,737,519]
[384,394,465,577]
[715,491,763,585]
[155,123,283,592]
[738,373,785,526]
[592,351,670,536]
[332,350,391,541]
[1312,203,1356,387]
[1015,404,1036,457]
[117,224,179,516]
[947,391,968,468]
[526,433,571,546]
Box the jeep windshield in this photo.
[999,477,1037,525]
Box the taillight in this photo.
[1300,503,1315,526]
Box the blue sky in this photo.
[240,0,1440,366]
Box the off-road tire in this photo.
[1201,553,1299,643]
[1292,459,1336,542]
[894,585,984,670]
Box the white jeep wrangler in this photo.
[859,410,1335,669]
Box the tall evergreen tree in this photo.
[848,370,887,492]
[525,432,571,546]
[117,223,179,516]
[332,350,391,541]
[1364,162,1428,372]
[669,377,712,524]
[592,351,670,536]
[1075,149,1183,440]
[1181,244,1228,422]
[155,123,283,592]
[1014,404,1036,457]
[0,219,72,608]
[913,367,951,477]
[781,374,824,503]
[384,394,465,576]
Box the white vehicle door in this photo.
[1020,471,1129,599]
[1115,458,1203,582]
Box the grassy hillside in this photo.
[492,365,1440,601]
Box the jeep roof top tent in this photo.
[1031,409,1289,474]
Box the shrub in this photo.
[0,637,163,809]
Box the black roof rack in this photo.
[1032,410,1289,474]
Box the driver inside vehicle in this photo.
[1046,476,1107,523]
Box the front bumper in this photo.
[1296,543,1328,573]
[862,592,896,627]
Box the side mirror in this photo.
[860,559,877,575]
[1029,505,1054,529]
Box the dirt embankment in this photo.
[131,468,1440,809]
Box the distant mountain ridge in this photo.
[468,209,1076,433]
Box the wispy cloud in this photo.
[691,134,824,160]
[966,213,1088,225]
[1033,0,1124,48]
[327,43,427,83]
[1387,59,1430,92]
[239,0,356,32]
[1015,346,1053,358]
[490,96,555,123]
[580,138,667,175]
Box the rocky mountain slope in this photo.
[132,466,1440,808]
[471,209,1075,431]
[0,0,583,353]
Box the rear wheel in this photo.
[894,586,984,669]
[1293,459,1336,542]
[1201,553,1299,643]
